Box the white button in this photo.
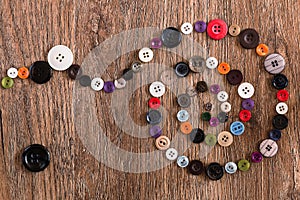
[90,77,104,91]
[238,82,255,99]
[149,81,166,97]
[180,22,193,34]
[206,57,218,69]
[177,155,189,168]
[138,47,154,63]
[225,162,237,174]
[276,102,288,114]
[47,45,74,71]
[166,148,178,161]
[217,91,229,102]
[220,102,231,113]
[7,67,18,78]
[114,78,126,89]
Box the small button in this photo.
[276,102,288,115]
[217,112,228,123]
[206,162,224,180]
[148,97,161,109]
[1,77,14,89]
[190,128,205,143]
[242,99,255,110]
[269,129,281,141]
[155,136,170,150]
[91,77,104,91]
[226,69,243,85]
[238,82,255,99]
[277,89,289,102]
[210,84,221,94]
[79,75,91,87]
[146,110,162,125]
[22,144,50,172]
[201,112,211,121]
[114,78,126,89]
[209,117,219,127]
[230,121,245,136]
[177,94,191,108]
[7,67,18,78]
[188,160,204,175]
[259,139,278,157]
[180,122,193,134]
[204,102,213,111]
[217,62,230,75]
[186,86,197,97]
[150,38,162,49]
[196,81,208,93]
[238,159,250,171]
[161,27,182,48]
[194,21,207,33]
[149,126,162,138]
[217,131,233,147]
[67,64,82,79]
[177,156,189,168]
[47,45,73,71]
[103,81,115,93]
[138,47,154,63]
[131,61,143,73]
[224,162,237,174]
[205,134,217,146]
[166,148,178,161]
[177,110,189,122]
[29,61,53,84]
[272,74,288,90]
[239,109,252,122]
[272,114,288,130]
[228,24,241,36]
[220,102,231,113]
[122,68,134,81]
[207,19,228,40]
[189,56,205,73]
[217,91,229,102]
[239,28,259,49]
[256,44,269,56]
[174,62,190,77]
[149,81,166,97]
[206,57,218,69]
[251,152,263,163]
[264,53,285,74]
[180,22,193,34]
[160,69,178,86]
[18,67,30,79]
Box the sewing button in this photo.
[206,57,219,69]
[201,112,211,121]
[190,128,205,143]
[251,152,263,163]
[194,21,206,33]
[264,53,285,74]
[18,67,30,79]
[29,61,53,84]
[166,148,178,161]
[67,64,82,79]
[79,75,91,87]
[272,114,288,130]
[22,144,50,172]
[160,69,178,86]
[47,45,73,71]
[177,156,189,168]
[238,82,255,99]
[161,27,182,48]
[220,102,231,113]
[209,117,219,127]
[186,86,197,97]
[177,110,189,122]
[210,84,220,94]
[259,139,278,157]
[276,102,288,115]
[230,121,245,136]
[205,134,217,146]
[277,89,289,102]
[226,69,243,85]
[146,110,162,125]
[150,38,162,49]
[114,78,126,89]
[138,47,154,63]
[217,112,228,123]
[225,162,237,174]
[242,99,255,110]
[91,77,104,91]
[269,129,281,141]
[181,22,193,34]
[217,62,230,75]
[7,67,18,78]
[217,91,229,102]
[149,126,162,138]
[239,110,252,122]
[174,62,190,77]
[196,81,208,93]
[189,56,205,73]
[207,19,228,40]
[180,122,192,134]
[188,160,204,175]
[131,61,143,72]
[238,159,250,171]
[228,24,241,36]
[206,162,224,180]
[177,94,191,108]
[149,81,166,97]
[155,136,170,150]
[122,68,133,81]
[239,28,259,49]
[103,81,115,93]
[1,77,14,89]
[256,44,269,56]
[204,102,213,111]
[217,131,233,147]
[272,74,288,89]
[148,97,161,109]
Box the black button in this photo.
[67,64,82,80]
[217,112,229,123]
[22,144,50,172]
[190,128,205,143]
[204,102,212,111]
[272,74,288,90]
[269,129,281,141]
[29,61,53,84]
[196,81,208,93]
[272,114,288,130]
[206,162,224,180]
[146,110,162,125]
[226,69,243,85]
[79,75,91,87]
[188,160,204,175]
[122,68,134,80]
[161,27,182,48]
[174,62,189,77]
[239,29,260,49]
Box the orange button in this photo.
[256,44,269,56]
[217,62,230,75]
[18,67,30,79]
[180,122,192,134]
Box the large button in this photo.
[29,61,53,84]
[239,28,259,49]
[277,89,289,102]
[18,67,30,79]
[220,102,231,113]
[188,160,204,175]
[226,69,243,85]
[161,27,182,48]
[256,44,269,56]
[131,61,143,73]
[22,144,50,172]
[177,94,191,108]
[228,24,241,36]
[47,45,73,71]
[114,78,126,89]
[242,99,255,110]
[217,112,228,123]
[189,56,205,73]
[146,110,162,125]
[67,64,82,79]
[206,57,218,69]
[180,122,192,134]
[7,67,18,78]
[175,62,190,77]
[150,38,162,49]
[138,47,154,63]
[155,136,170,150]
[210,84,221,94]
[276,102,288,115]
[194,21,206,33]
[272,114,288,130]
[149,81,166,97]
[264,53,285,74]
[269,129,281,141]
[230,121,245,136]
[1,77,14,89]
[238,82,255,99]
[160,69,178,85]
[259,139,278,157]
[148,97,161,109]
[205,134,217,146]
[206,162,224,180]
[166,148,178,161]
[239,110,252,122]
[217,131,233,147]
[177,156,189,168]
[217,91,229,102]
[79,75,91,87]
[272,74,288,89]
[149,126,162,138]
[91,77,104,91]
[177,110,189,122]
[103,81,115,93]
[209,117,219,127]
[122,68,134,81]
[238,159,250,171]
[190,128,205,143]
[217,62,230,75]
[251,152,263,163]
[181,22,193,34]
[207,19,228,40]
[224,162,237,174]
[196,81,208,93]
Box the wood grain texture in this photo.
[0,0,299,199]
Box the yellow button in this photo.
[217,131,233,147]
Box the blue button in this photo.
[269,129,281,141]
[177,110,189,122]
[177,156,189,168]
[230,121,245,136]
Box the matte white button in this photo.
[138,47,153,63]
[7,67,18,78]
[276,102,288,114]
[166,148,178,161]
[181,22,193,34]
[238,82,255,99]
[90,77,104,91]
[149,81,166,97]
[114,78,126,89]
[206,57,218,69]
[47,45,73,71]
[217,91,229,102]
[220,102,231,113]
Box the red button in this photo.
[277,89,289,102]
[148,97,161,109]
[207,19,228,40]
[239,110,252,122]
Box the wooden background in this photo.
[0,0,299,199]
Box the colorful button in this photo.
[79,75,91,87]
[228,24,241,36]
[146,110,162,125]
[225,162,237,174]
[190,128,205,143]
[217,112,228,123]
[114,78,126,89]
[149,81,166,97]
[238,159,250,171]
[205,134,217,146]
[217,131,233,147]
[1,77,14,89]
[204,102,213,111]
[201,112,211,121]
[165,148,178,161]
[256,44,269,56]
[207,19,228,40]
[150,38,162,49]
[148,97,161,109]
[188,160,204,175]
[230,121,245,136]
[226,69,243,85]
[177,94,191,108]
[180,22,193,34]
[220,102,231,113]
[259,139,278,157]
[189,56,205,73]
[251,152,263,163]
[177,110,189,122]
[186,86,197,97]
[131,61,142,72]
[194,21,206,33]
[209,117,219,127]
[210,84,221,94]
[277,89,289,102]
[67,64,82,79]
[103,81,115,93]
[238,82,255,99]
[91,77,104,91]
[47,45,73,71]
[174,62,190,77]
[160,69,177,86]
[196,81,208,93]
[272,74,288,89]
[18,67,30,79]
[239,110,252,122]
[22,144,50,172]
[149,126,162,138]
[276,102,288,115]
[161,27,182,48]
[206,57,218,69]
[269,129,281,141]
[180,122,193,134]
[122,68,133,80]
[138,47,154,63]
[177,156,189,168]
[7,67,18,78]
[206,162,224,180]
[217,62,230,75]
[272,114,288,130]
[155,136,170,150]
[242,99,255,110]
[264,53,285,74]
[217,91,229,102]
[239,28,259,49]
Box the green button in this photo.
[205,134,217,146]
[201,112,211,121]
[1,77,14,89]
[238,159,250,171]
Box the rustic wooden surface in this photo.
[0,0,299,199]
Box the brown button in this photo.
[180,122,193,134]
[217,131,233,147]
[239,28,260,49]
[155,136,170,150]
[228,24,241,36]
[226,69,243,85]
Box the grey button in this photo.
[161,27,182,48]
[146,110,162,125]
[264,53,285,74]
[177,156,189,168]
[131,61,142,72]
[79,75,91,87]
[177,110,189,122]
[177,94,191,108]
[217,112,228,123]
[186,86,197,97]
[189,56,205,73]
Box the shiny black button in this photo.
[146,110,162,125]
[188,160,204,175]
[174,62,189,77]
[190,128,205,143]
[161,27,182,48]
[79,75,91,87]
[29,61,53,84]
[206,162,224,180]
[67,64,82,80]
[272,114,288,130]
[122,68,134,80]
[204,102,212,111]
[272,74,288,90]
[22,144,50,172]
[196,81,208,93]
[239,28,259,49]
[226,69,243,85]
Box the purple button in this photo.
[242,99,254,110]
[194,21,207,33]
[209,117,219,127]
[210,84,220,94]
[149,126,162,138]
[251,152,263,163]
[104,81,115,93]
[150,38,162,49]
